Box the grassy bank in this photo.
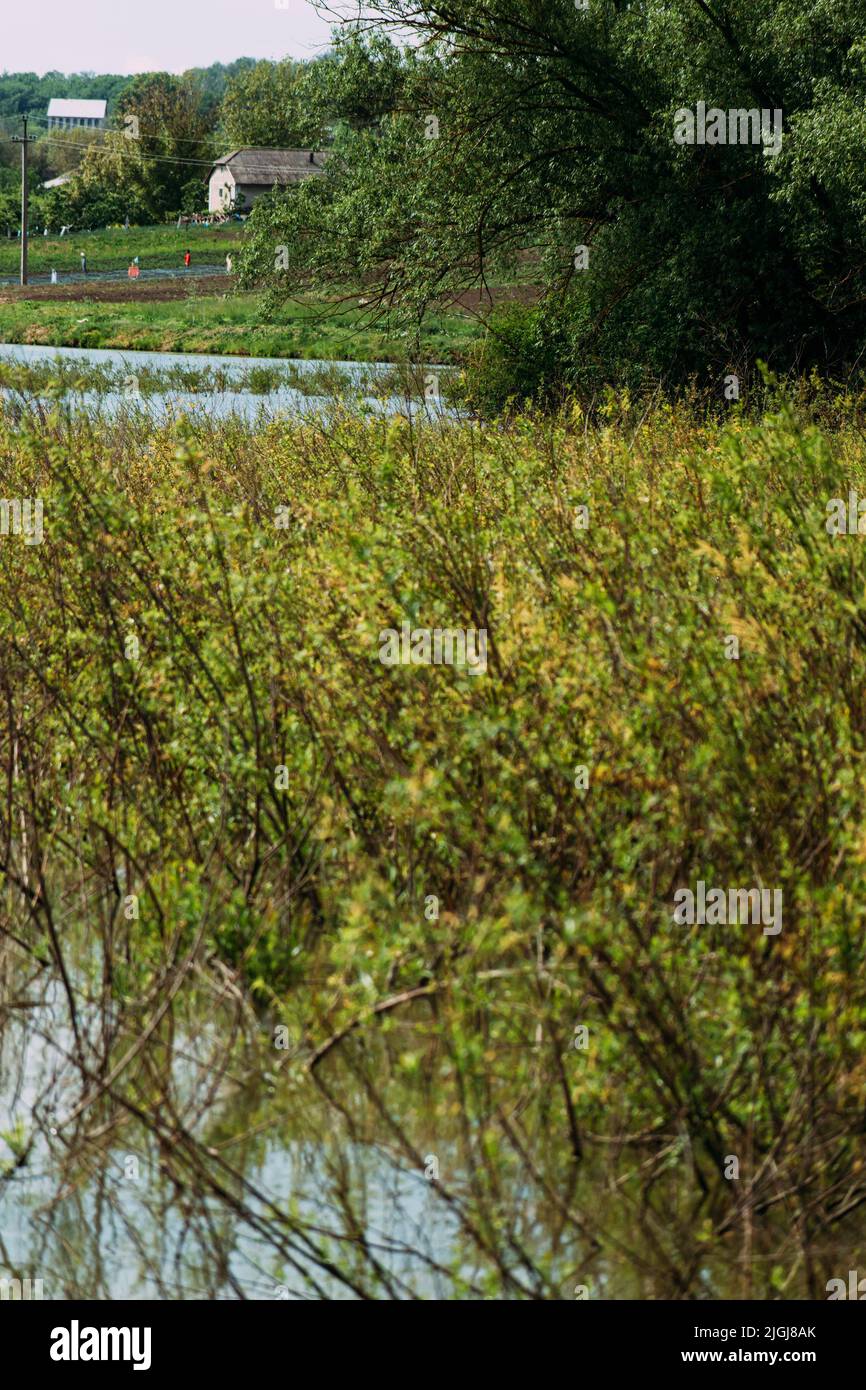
[0,222,502,359]
[0,284,480,360]
[1,395,865,1294]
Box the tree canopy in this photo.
[236,3,866,391]
[220,60,323,149]
[61,73,215,223]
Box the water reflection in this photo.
[2,949,862,1300]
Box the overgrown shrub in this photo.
[2,398,866,1293]
[457,302,575,414]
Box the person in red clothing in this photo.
[183,250,191,268]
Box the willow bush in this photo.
[2,395,866,1293]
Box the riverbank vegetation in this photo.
[2,395,866,1295]
[0,354,455,400]
[2,0,866,1303]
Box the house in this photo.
[46,99,107,130]
[207,149,327,213]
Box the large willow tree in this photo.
[238,3,866,390]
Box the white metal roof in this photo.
[46,99,107,118]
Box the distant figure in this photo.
[128,261,140,279]
[225,254,233,274]
[124,215,130,232]
[79,252,87,274]
[183,249,191,268]
[50,269,58,284]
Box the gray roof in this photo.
[210,148,328,185]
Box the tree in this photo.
[31,127,103,182]
[220,60,323,149]
[41,176,151,231]
[76,72,214,221]
[300,30,411,132]
[183,58,259,118]
[237,4,866,394]
[0,69,130,122]
[0,187,20,237]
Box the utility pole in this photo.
[12,116,35,286]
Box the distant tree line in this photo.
[0,60,259,230]
[0,70,130,121]
[0,61,253,123]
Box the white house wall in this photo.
[208,169,236,213]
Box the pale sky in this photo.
[2,0,346,75]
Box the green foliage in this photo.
[459,302,575,413]
[110,73,214,217]
[301,29,411,131]
[217,32,410,154]
[15,72,220,227]
[0,70,130,123]
[0,61,251,125]
[45,178,152,230]
[2,400,866,1148]
[220,60,324,149]
[239,4,866,392]
[4,396,866,1290]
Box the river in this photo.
[0,342,453,420]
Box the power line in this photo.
[26,136,326,175]
[17,117,221,147]
[6,114,325,152]
[36,137,218,167]
[0,115,329,195]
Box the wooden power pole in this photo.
[12,116,35,286]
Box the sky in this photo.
[1,0,345,75]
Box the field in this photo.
[0,221,241,276]
[0,225,513,360]
[2,393,865,1297]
